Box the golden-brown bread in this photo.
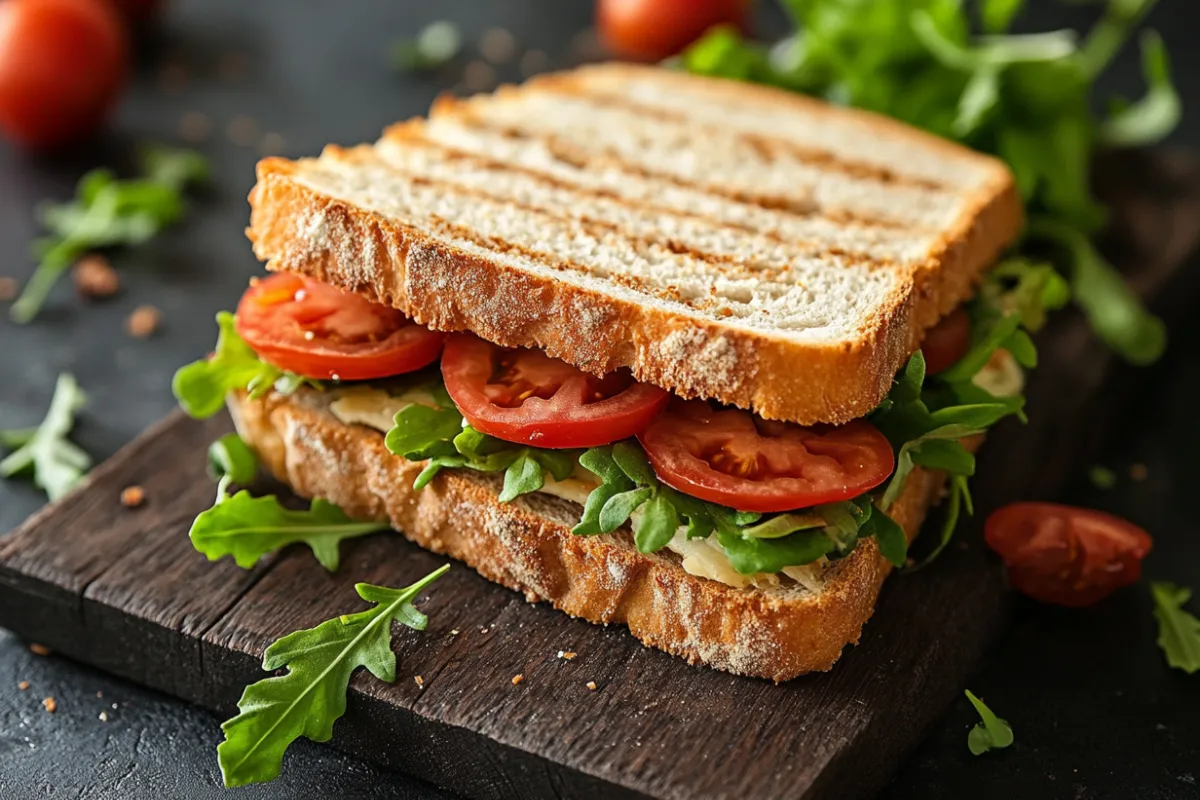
[229,387,961,681]
[245,63,1022,426]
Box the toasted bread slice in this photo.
[229,387,959,681]
[247,63,1021,425]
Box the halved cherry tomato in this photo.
[0,0,129,149]
[235,273,444,381]
[597,0,752,62]
[440,333,669,449]
[922,308,971,375]
[637,400,895,513]
[985,502,1153,608]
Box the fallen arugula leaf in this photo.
[684,0,1178,364]
[9,144,208,324]
[173,312,317,419]
[965,689,1015,755]
[1150,581,1200,674]
[190,492,389,571]
[0,373,90,501]
[393,20,462,72]
[218,565,449,787]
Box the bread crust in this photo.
[229,388,958,681]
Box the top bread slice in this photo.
[247,63,1022,425]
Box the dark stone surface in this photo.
[1,1,1198,798]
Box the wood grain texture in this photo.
[1,151,1198,800]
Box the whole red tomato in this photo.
[0,0,129,150]
[597,0,752,62]
[985,502,1153,608]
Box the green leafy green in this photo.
[207,433,260,499]
[9,145,208,323]
[965,689,1015,755]
[393,20,462,72]
[218,565,448,787]
[173,312,318,419]
[0,373,90,501]
[683,0,1178,364]
[190,492,389,571]
[1150,581,1200,674]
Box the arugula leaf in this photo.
[862,502,909,568]
[717,527,834,575]
[173,312,317,418]
[682,0,1178,364]
[190,492,389,571]
[9,145,208,324]
[1150,581,1200,674]
[0,373,90,501]
[1028,217,1167,365]
[393,20,461,72]
[965,689,1015,755]
[218,565,448,787]
[208,433,258,485]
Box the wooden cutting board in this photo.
[1,151,1198,800]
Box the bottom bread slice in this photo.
[229,389,953,681]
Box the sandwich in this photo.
[175,63,1035,681]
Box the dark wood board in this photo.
[1,151,1198,800]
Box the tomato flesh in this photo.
[0,0,128,149]
[597,0,752,62]
[985,502,1153,607]
[441,333,669,449]
[637,400,895,513]
[235,273,444,381]
[922,308,972,376]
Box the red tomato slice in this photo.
[985,502,1153,607]
[597,0,752,62]
[922,308,972,375]
[440,333,669,449]
[637,400,895,513]
[235,273,444,381]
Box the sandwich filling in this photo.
[176,264,1056,588]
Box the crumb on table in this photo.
[586,681,597,691]
[18,681,29,691]
[42,697,57,713]
[0,276,17,301]
[126,305,161,338]
[511,674,524,686]
[121,486,146,508]
[414,675,424,688]
[29,643,51,657]
[72,255,120,299]
[558,650,577,661]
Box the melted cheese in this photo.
[973,348,1024,398]
[326,386,825,591]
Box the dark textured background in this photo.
[1,1,1198,798]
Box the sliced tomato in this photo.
[922,308,972,375]
[235,273,444,381]
[637,400,895,513]
[985,502,1153,607]
[440,333,669,449]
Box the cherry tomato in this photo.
[637,400,895,513]
[922,308,971,375]
[440,333,669,449]
[597,0,752,62]
[985,502,1153,607]
[235,273,445,381]
[0,0,129,150]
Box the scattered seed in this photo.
[227,115,259,147]
[479,28,517,64]
[157,61,189,93]
[511,674,524,686]
[29,643,51,657]
[179,111,213,143]
[414,675,424,688]
[126,305,161,339]
[462,60,497,93]
[258,132,287,156]
[18,681,29,691]
[42,697,57,713]
[1129,463,1149,482]
[98,711,109,722]
[585,681,597,691]
[120,486,146,508]
[96,691,103,698]
[72,255,120,299]
[558,651,577,661]
[218,51,250,82]
[519,49,550,77]
[0,276,16,301]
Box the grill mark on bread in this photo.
[447,116,928,232]
[382,132,932,261]
[544,85,951,192]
